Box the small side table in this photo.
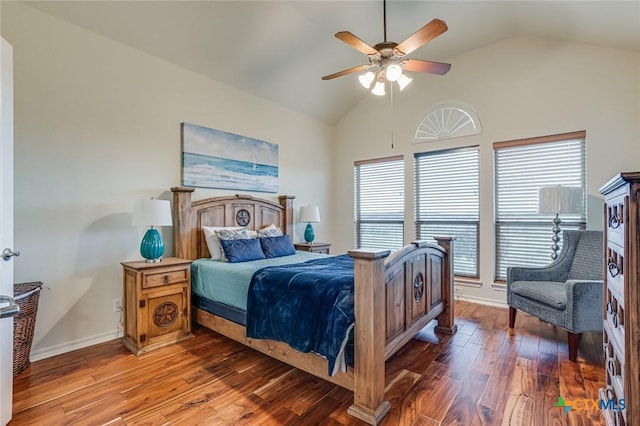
[120,257,193,355]
[294,242,331,254]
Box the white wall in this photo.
[2,2,334,358]
[332,36,640,305]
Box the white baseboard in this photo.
[454,293,508,309]
[30,329,123,362]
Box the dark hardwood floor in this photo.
[10,301,605,425]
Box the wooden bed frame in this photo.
[171,187,456,425]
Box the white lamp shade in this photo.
[132,199,172,226]
[385,64,403,81]
[358,71,375,89]
[371,80,386,96]
[397,74,412,91]
[538,186,582,214]
[299,206,320,223]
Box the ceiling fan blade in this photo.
[395,19,448,56]
[404,59,451,75]
[322,64,370,81]
[335,31,378,55]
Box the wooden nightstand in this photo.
[294,242,331,254]
[120,257,193,355]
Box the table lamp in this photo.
[299,206,320,243]
[133,198,172,262]
[538,186,582,260]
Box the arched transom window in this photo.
[414,103,481,143]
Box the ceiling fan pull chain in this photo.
[383,0,387,42]
[390,82,395,149]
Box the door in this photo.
[0,36,17,426]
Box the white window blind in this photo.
[415,147,480,277]
[354,156,404,249]
[494,132,586,281]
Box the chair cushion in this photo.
[510,281,566,309]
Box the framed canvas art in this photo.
[181,122,278,193]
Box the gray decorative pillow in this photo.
[215,228,249,240]
[257,224,283,238]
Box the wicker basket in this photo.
[13,282,43,376]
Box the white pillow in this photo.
[202,226,243,261]
[246,229,258,238]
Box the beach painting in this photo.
[181,122,278,193]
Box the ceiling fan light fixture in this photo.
[358,71,375,89]
[371,80,386,96]
[397,73,413,91]
[321,0,450,97]
[385,63,403,82]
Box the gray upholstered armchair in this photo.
[507,230,603,362]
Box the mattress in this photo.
[191,250,329,317]
[191,250,354,367]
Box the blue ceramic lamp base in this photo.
[140,227,165,262]
[304,223,315,243]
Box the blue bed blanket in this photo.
[246,254,354,376]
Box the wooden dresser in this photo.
[599,172,640,425]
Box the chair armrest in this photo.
[565,279,604,333]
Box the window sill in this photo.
[491,282,507,291]
[454,277,482,288]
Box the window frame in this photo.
[493,130,587,283]
[353,155,405,250]
[414,146,480,278]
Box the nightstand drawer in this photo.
[143,268,189,289]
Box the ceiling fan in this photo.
[322,0,451,95]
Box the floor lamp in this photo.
[538,186,582,260]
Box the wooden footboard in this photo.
[170,188,455,425]
[347,237,456,424]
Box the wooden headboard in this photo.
[171,187,295,260]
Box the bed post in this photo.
[347,248,392,425]
[278,195,295,238]
[433,236,457,334]
[171,186,195,260]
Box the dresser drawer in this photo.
[604,310,625,362]
[606,243,625,305]
[143,267,189,289]
[605,193,626,247]
[605,338,625,402]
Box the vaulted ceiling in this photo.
[24,1,640,125]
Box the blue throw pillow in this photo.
[260,235,296,258]
[220,238,266,263]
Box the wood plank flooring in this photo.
[9,301,605,425]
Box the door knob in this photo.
[0,295,20,319]
[2,248,20,261]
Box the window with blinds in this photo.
[494,131,586,281]
[414,147,480,277]
[354,156,404,250]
